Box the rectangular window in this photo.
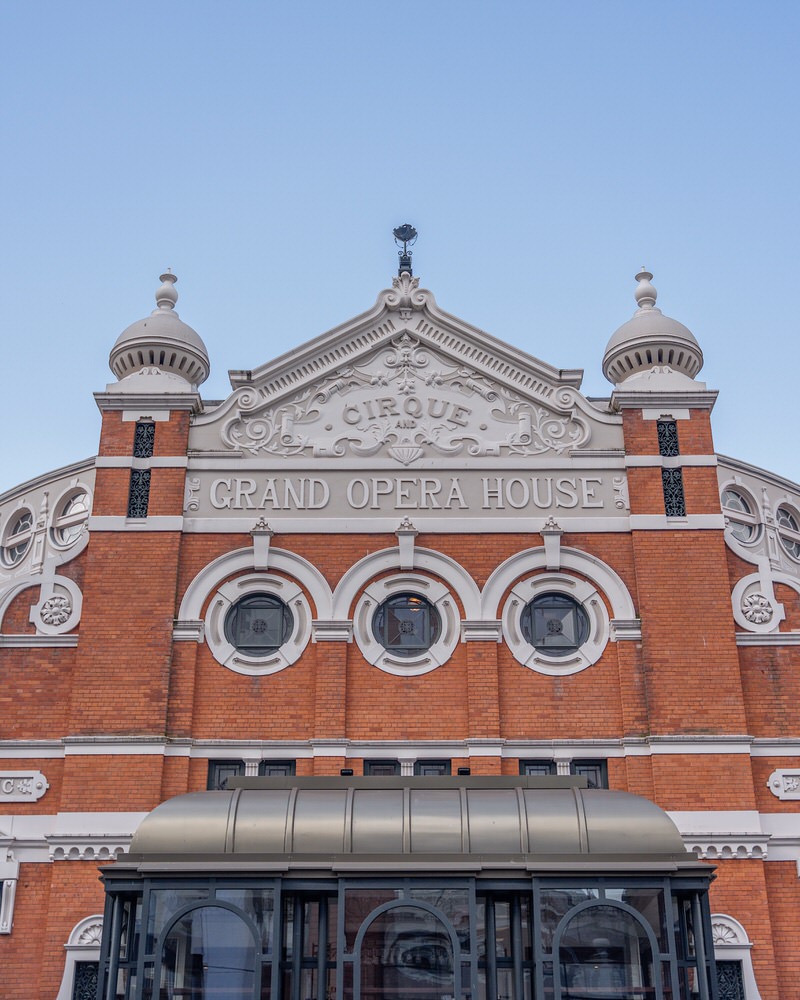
[127,468,151,518]
[207,760,245,790]
[572,759,608,789]
[519,759,608,787]
[656,419,680,457]
[132,420,155,458]
[520,760,557,776]
[364,760,401,775]
[662,467,686,517]
[414,759,451,776]
[259,761,296,777]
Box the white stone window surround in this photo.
[55,914,103,1000]
[502,572,610,675]
[0,856,19,933]
[710,914,763,1000]
[0,505,34,568]
[353,573,461,676]
[48,483,92,551]
[204,572,312,676]
[775,501,800,562]
[720,481,762,548]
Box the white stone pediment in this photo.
[193,277,620,466]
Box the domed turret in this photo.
[109,272,209,387]
[602,270,703,386]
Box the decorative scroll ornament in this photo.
[40,595,72,626]
[741,592,773,624]
[221,333,590,466]
[711,922,739,946]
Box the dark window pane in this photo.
[72,961,99,1000]
[208,760,245,790]
[364,760,401,775]
[521,593,589,656]
[520,760,557,776]
[127,469,151,518]
[572,759,608,789]
[656,419,679,457]
[259,761,296,776]
[662,467,686,517]
[414,759,451,775]
[224,594,293,655]
[373,593,441,656]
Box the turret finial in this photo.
[634,268,657,310]
[155,271,178,312]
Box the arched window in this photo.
[158,905,257,999]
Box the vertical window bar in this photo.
[662,468,686,517]
[511,895,524,1000]
[291,897,302,1000]
[485,898,497,1000]
[656,419,680,457]
[133,421,155,458]
[127,469,151,518]
[317,898,327,1000]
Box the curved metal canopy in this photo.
[127,777,696,873]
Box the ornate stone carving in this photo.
[767,768,800,799]
[712,921,740,946]
[76,920,103,946]
[184,476,201,512]
[613,475,630,510]
[40,595,72,626]
[221,333,590,466]
[741,592,773,624]
[0,771,49,802]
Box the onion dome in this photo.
[602,269,703,385]
[109,272,209,386]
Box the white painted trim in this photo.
[0,634,79,647]
[0,857,19,933]
[624,454,717,467]
[482,546,637,620]
[185,455,629,472]
[629,514,726,529]
[736,632,800,645]
[641,407,691,421]
[178,545,333,621]
[88,516,184,531]
[181,516,634,533]
[94,456,189,468]
[332,546,482,620]
[353,573,461,676]
[710,913,764,1000]
[204,572,312,676]
[55,915,104,1000]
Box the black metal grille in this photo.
[72,961,99,1000]
[127,469,151,518]
[656,419,679,456]
[662,468,686,517]
[716,960,745,1000]
[133,421,155,458]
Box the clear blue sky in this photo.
[1,1,798,494]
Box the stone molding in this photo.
[766,768,800,800]
[685,835,769,860]
[0,771,48,802]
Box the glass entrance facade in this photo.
[98,875,717,1000]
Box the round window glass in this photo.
[372,593,441,657]
[521,593,590,657]
[777,506,800,559]
[721,489,757,543]
[224,594,294,656]
[53,491,90,545]
[2,510,34,566]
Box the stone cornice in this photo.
[94,391,202,413]
[610,389,719,411]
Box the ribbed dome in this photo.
[602,270,703,386]
[109,272,209,386]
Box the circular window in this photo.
[204,573,311,676]
[777,505,800,560]
[224,593,294,655]
[721,488,759,543]
[503,573,610,676]
[521,592,590,657]
[51,490,90,547]
[353,574,460,676]
[372,593,442,657]
[2,509,34,567]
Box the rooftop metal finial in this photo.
[393,224,417,276]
